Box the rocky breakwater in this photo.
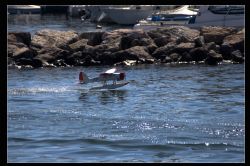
[8,26,244,68]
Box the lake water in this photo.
[8,64,245,163]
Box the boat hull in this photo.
[103,8,153,25]
[90,82,129,90]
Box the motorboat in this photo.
[134,5,198,29]
[134,5,244,31]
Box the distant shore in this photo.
[8,25,244,69]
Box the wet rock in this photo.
[91,45,111,60]
[23,65,33,69]
[189,47,208,62]
[153,35,172,47]
[78,55,100,66]
[8,32,31,46]
[169,53,181,62]
[201,26,237,44]
[149,26,200,43]
[131,38,154,47]
[65,51,83,65]
[36,46,70,62]
[79,31,104,46]
[223,28,244,52]
[104,46,153,65]
[152,42,176,60]
[162,56,172,63]
[8,43,35,59]
[42,62,56,67]
[220,43,233,60]
[31,29,78,50]
[194,36,205,47]
[69,39,88,52]
[170,42,195,54]
[176,36,189,44]
[120,36,133,50]
[16,58,34,66]
[231,50,244,63]
[119,30,152,50]
[215,45,220,53]
[205,50,223,65]
[8,57,14,65]
[101,31,122,48]
[146,44,158,54]
[8,26,244,67]
[179,52,192,62]
[12,47,34,59]
[147,31,163,39]
[101,29,146,49]
[82,45,95,56]
[54,59,68,67]
[32,58,43,67]
[31,46,70,67]
[204,42,216,51]
[34,54,56,64]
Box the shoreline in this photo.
[8,25,244,69]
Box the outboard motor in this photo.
[119,72,125,80]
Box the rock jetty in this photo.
[8,26,244,68]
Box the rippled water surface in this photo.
[8,64,245,162]
[8,14,132,35]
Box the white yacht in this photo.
[134,5,244,31]
[135,5,198,26]
[101,6,154,25]
[84,6,115,23]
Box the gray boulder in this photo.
[8,32,31,46]
[179,52,192,62]
[13,47,34,59]
[189,47,208,62]
[170,42,195,54]
[103,46,154,65]
[220,43,233,60]
[200,26,237,44]
[205,50,223,65]
[231,50,244,63]
[31,29,78,50]
[69,38,89,52]
[223,28,244,53]
[148,26,200,43]
[16,58,34,66]
[119,29,153,50]
[194,36,205,47]
[152,42,176,60]
[169,53,181,62]
[146,44,158,54]
[153,35,172,47]
[79,31,104,46]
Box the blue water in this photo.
[8,64,245,163]
[8,14,133,35]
